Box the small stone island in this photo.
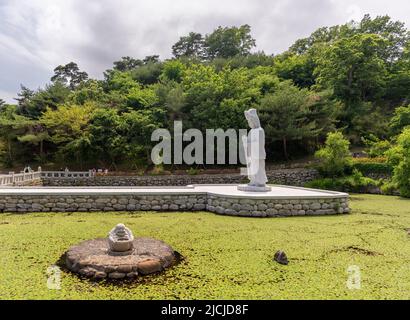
[65,224,178,280]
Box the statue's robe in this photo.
[247,127,268,186]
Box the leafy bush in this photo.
[362,134,391,158]
[306,169,379,193]
[389,104,410,136]
[352,157,387,164]
[386,128,410,197]
[380,180,398,195]
[352,157,393,175]
[315,132,352,177]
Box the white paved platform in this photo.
[0,184,347,199]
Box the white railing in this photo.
[40,170,95,179]
[0,167,42,186]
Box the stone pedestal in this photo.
[237,184,272,192]
[65,237,178,280]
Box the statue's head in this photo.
[109,223,133,242]
[244,109,261,129]
[116,223,125,230]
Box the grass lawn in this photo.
[0,194,410,300]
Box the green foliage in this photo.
[306,169,378,192]
[315,132,352,177]
[274,53,316,88]
[130,62,163,85]
[380,180,398,195]
[259,81,318,159]
[390,104,410,136]
[386,128,410,197]
[172,32,204,59]
[17,82,71,119]
[126,86,158,110]
[315,34,388,106]
[0,98,6,111]
[68,79,106,105]
[87,108,127,167]
[51,62,88,90]
[2,18,410,169]
[352,158,392,175]
[362,134,391,157]
[291,14,409,62]
[204,24,256,59]
[40,102,95,164]
[160,60,186,82]
[181,64,255,130]
[0,105,32,166]
[121,107,166,165]
[113,56,143,71]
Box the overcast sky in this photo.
[1,0,409,103]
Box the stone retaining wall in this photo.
[0,192,349,217]
[207,194,349,217]
[42,168,319,187]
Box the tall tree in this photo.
[204,24,256,59]
[274,53,316,88]
[87,108,127,169]
[172,32,205,59]
[314,34,388,131]
[0,105,31,166]
[390,105,410,136]
[290,25,345,54]
[290,14,409,62]
[259,81,318,159]
[143,55,160,64]
[51,62,88,90]
[358,14,410,63]
[17,82,70,119]
[113,56,143,71]
[0,99,6,111]
[15,85,35,115]
[41,102,95,165]
[17,122,49,163]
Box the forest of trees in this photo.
[1,15,410,170]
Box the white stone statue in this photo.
[108,223,134,254]
[238,109,271,192]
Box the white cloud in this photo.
[0,0,409,103]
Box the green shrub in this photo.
[389,104,410,136]
[352,161,393,175]
[305,169,378,193]
[315,132,352,177]
[380,180,398,195]
[362,134,391,158]
[305,178,343,190]
[386,128,410,197]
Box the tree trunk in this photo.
[146,148,152,165]
[283,137,288,160]
[347,67,354,95]
[7,138,12,163]
[40,140,44,161]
